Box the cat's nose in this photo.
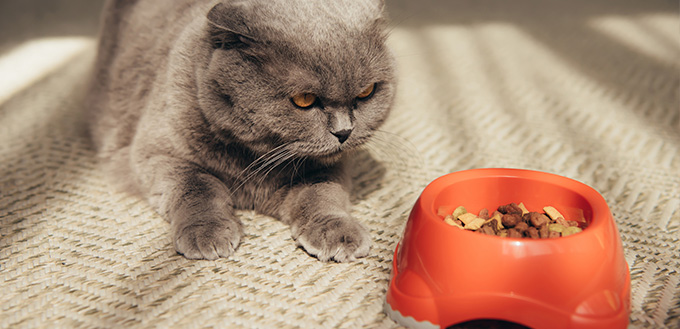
[332,129,352,144]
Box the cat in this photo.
[87,0,396,261]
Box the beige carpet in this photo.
[1,0,678,328]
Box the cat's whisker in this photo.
[230,144,293,195]
[289,157,305,187]
[254,149,297,188]
[232,143,290,183]
[237,157,285,189]
[233,143,290,182]
[250,147,290,175]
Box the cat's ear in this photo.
[206,2,255,50]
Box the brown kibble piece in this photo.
[488,212,503,230]
[501,213,522,227]
[478,208,490,220]
[481,220,500,234]
[489,218,503,231]
[509,203,523,214]
[548,231,561,238]
[507,228,522,238]
[498,203,523,215]
[514,221,529,233]
[479,225,496,236]
[524,212,549,228]
[539,224,549,238]
[526,227,540,239]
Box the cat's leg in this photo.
[277,181,371,262]
[135,155,242,260]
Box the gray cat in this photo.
[87,0,396,261]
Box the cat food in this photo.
[440,202,586,238]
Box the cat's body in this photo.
[88,0,395,261]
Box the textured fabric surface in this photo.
[1,0,678,328]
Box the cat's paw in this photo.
[294,216,371,262]
[173,219,243,260]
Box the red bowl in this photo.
[385,168,630,329]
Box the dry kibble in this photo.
[498,203,523,215]
[465,217,486,230]
[524,212,549,228]
[507,228,523,238]
[479,225,496,236]
[502,213,522,227]
[458,212,479,225]
[539,224,550,238]
[439,202,587,239]
[514,221,529,233]
[562,226,583,236]
[486,217,504,231]
[452,206,467,219]
[444,215,464,228]
[482,219,500,234]
[548,223,566,233]
[526,227,540,239]
[554,216,570,227]
[543,206,564,220]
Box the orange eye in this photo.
[291,93,317,109]
[357,83,376,100]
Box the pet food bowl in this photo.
[385,168,630,329]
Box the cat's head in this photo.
[197,0,395,163]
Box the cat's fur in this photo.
[87,0,396,261]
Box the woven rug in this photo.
[1,0,678,328]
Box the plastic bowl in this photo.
[385,168,630,329]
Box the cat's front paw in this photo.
[173,219,243,260]
[294,216,371,262]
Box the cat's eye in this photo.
[291,93,317,109]
[357,83,376,100]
